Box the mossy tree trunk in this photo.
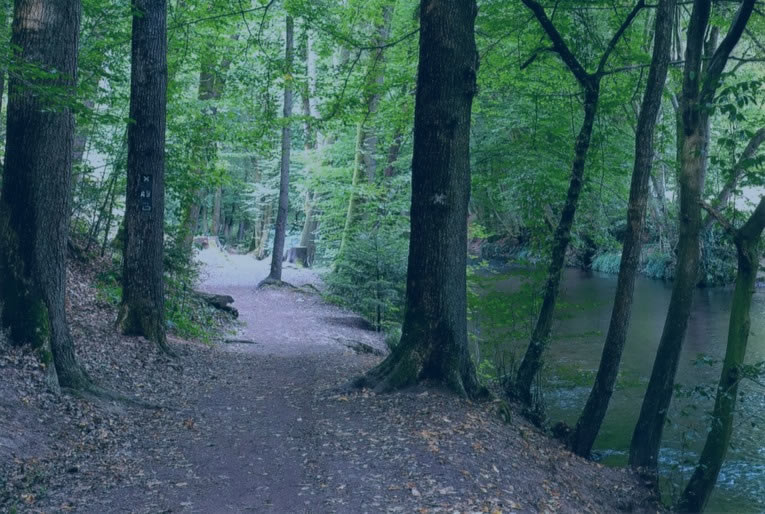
[514,0,644,408]
[354,0,486,399]
[267,15,294,283]
[677,198,765,512]
[0,0,89,389]
[118,0,172,355]
[629,0,756,470]
[570,0,675,458]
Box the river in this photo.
[472,267,765,512]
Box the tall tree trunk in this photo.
[211,186,222,236]
[354,0,486,399]
[266,15,294,283]
[0,0,89,389]
[253,202,272,260]
[678,198,765,512]
[569,0,675,458]
[337,121,365,266]
[383,128,404,178]
[181,49,234,252]
[299,28,319,264]
[336,9,395,269]
[101,177,119,257]
[361,6,393,184]
[513,0,644,407]
[629,0,755,470]
[117,0,172,356]
[299,191,317,265]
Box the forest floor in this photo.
[1,246,663,513]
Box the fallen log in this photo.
[194,291,238,318]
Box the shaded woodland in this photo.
[0,0,764,512]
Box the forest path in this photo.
[100,247,389,512]
[23,245,659,514]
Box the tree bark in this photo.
[0,0,89,389]
[211,186,222,236]
[252,201,272,260]
[299,28,320,263]
[570,0,675,458]
[677,198,765,512]
[117,0,171,355]
[629,0,755,470]
[513,0,644,407]
[267,15,294,282]
[354,0,486,399]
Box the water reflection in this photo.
[477,268,765,512]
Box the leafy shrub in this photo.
[641,249,673,280]
[325,226,408,332]
[591,252,622,275]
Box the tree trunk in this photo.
[180,49,234,253]
[0,0,89,389]
[361,6,393,184]
[514,86,599,407]
[299,191,317,266]
[337,121,365,266]
[570,0,675,458]
[211,186,222,236]
[117,0,172,356]
[354,0,486,399]
[253,202,272,260]
[513,0,644,408]
[677,198,765,512]
[629,0,755,470]
[267,15,294,282]
[298,28,319,263]
[384,128,404,178]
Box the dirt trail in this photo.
[2,248,660,513]
[94,250,386,512]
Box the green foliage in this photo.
[591,252,622,275]
[325,224,408,332]
[641,249,674,281]
[467,264,545,388]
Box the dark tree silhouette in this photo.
[118,0,172,355]
[354,0,486,398]
[0,0,89,389]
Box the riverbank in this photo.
[470,265,765,512]
[1,249,663,513]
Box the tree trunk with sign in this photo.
[117,0,172,355]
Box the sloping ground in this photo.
[1,249,661,513]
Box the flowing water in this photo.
[474,267,765,512]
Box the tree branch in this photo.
[701,0,757,102]
[700,201,737,235]
[596,0,647,75]
[703,127,765,230]
[520,0,590,86]
[738,196,765,242]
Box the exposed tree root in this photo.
[256,277,298,290]
[351,345,491,401]
[62,384,168,411]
